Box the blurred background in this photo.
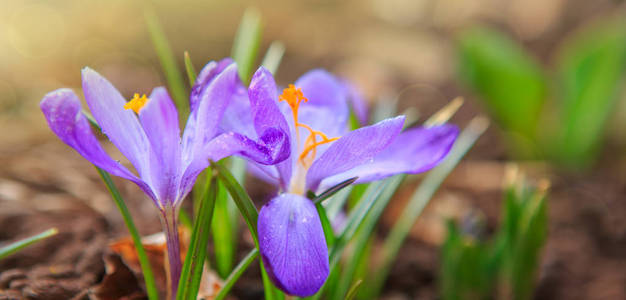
[1,0,625,299]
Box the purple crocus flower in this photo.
[224,67,459,296]
[39,60,290,297]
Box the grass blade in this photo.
[145,10,188,118]
[368,116,489,298]
[345,280,363,300]
[96,168,159,300]
[215,249,259,300]
[212,161,258,245]
[331,175,405,299]
[311,177,358,204]
[261,41,286,75]
[0,228,58,260]
[212,180,238,277]
[177,175,218,300]
[316,202,336,247]
[212,161,284,299]
[184,51,197,87]
[231,8,263,83]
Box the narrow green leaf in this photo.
[0,228,58,260]
[212,180,237,277]
[552,16,626,168]
[96,168,159,300]
[316,202,336,247]
[145,10,189,118]
[261,41,286,75]
[457,27,545,147]
[184,51,197,87]
[323,185,353,221]
[231,8,263,83]
[331,175,404,299]
[177,175,218,300]
[369,116,489,298]
[312,177,358,204]
[215,248,259,300]
[212,161,259,245]
[345,279,363,300]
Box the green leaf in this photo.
[369,117,489,298]
[96,168,159,300]
[457,27,545,145]
[345,279,363,300]
[231,8,263,84]
[0,228,58,260]
[215,248,259,300]
[552,16,626,168]
[212,161,259,245]
[261,41,286,75]
[212,180,238,277]
[177,175,218,300]
[145,10,189,119]
[184,51,197,87]
[331,175,404,299]
[509,186,548,300]
[312,177,358,203]
[316,202,336,247]
[212,161,283,299]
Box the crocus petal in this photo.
[305,116,405,192]
[182,63,239,167]
[295,69,350,138]
[319,125,459,189]
[190,58,233,112]
[139,87,181,203]
[341,80,369,125]
[179,63,240,200]
[249,67,293,189]
[40,89,156,200]
[81,67,154,182]
[258,194,329,296]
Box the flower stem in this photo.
[160,206,182,300]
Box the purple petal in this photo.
[258,193,329,296]
[178,129,290,198]
[181,63,239,169]
[190,58,233,112]
[40,89,156,200]
[320,125,459,189]
[178,63,240,200]
[249,67,293,189]
[81,67,154,182]
[295,69,350,138]
[139,87,181,203]
[305,116,405,192]
[341,80,369,126]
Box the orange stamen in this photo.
[279,83,341,168]
[124,93,149,113]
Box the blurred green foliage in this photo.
[440,174,548,300]
[457,15,626,168]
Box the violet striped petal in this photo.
[305,116,405,192]
[178,128,290,199]
[258,193,329,296]
[341,80,369,126]
[81,68,154,182]
[139,87,182,203]
[249,67,293,189]
[182,63,239,166]
[40,89,156,201]
[295,69,350,138]
[190,58,233,112]
[319,125,459,189]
